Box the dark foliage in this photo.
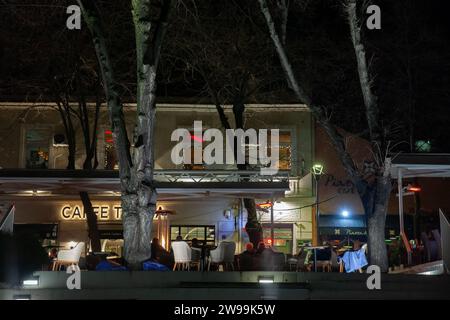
[0,0,449,151]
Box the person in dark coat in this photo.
[239,243,255,271]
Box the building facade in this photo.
[0,102,315,256]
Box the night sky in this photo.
[1,0,449,152]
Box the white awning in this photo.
[391,154,450,178]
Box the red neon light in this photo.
[106,139,114,143]
[105,130,113,135]
[190,134,204,143]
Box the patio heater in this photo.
[311,164,324,246]
[155,206,175,250]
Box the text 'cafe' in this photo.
[9,199,171,257]
[61,204,123,221]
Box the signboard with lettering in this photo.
[319,227,367,237]
[61,204,122,221]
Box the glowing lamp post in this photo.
[312,164,324,246]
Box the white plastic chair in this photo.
[52,242,84,271]
[172,241,192,271]
[208,241,236,271]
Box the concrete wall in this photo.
[1,271,449,300]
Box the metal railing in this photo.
[153,170,290,183]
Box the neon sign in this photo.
[60,204,166,221]
[61,204,122,221]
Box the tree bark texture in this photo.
[78,0,173,268]
[80,191,101,253]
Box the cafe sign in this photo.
[61,204,122,221]
[319,227,367,237]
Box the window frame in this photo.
[170,225,216,245]
[20,125,53,169]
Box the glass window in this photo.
[277,131,292,170]
[25,129,50,169]
[170,225,216,245]
[257,130,292,171]
[263,225,293,254]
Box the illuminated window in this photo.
[25,129,50,169]
[258,130,292,170]
[170,225,215,245]
[276,131,292,170]
[183,131,206,170]
[262,225,293,254]
[104,130,119,170]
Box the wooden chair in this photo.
[316,260,332,272]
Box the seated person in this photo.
[191,238,202,248]
[151,237,168,261]
[291,246,311,271]
[254,241,274,271]
[150,238,173,268]
[191,238,206,262]
[239,243,255,271]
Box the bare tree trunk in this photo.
[80,191,101,252]
[258,0,390,270]
[77,1,133,190]
[276,0,289,46]
[78,0,136,267]
[208,81,263,247]
[244,198,262,247]
[78,0,172,269]
[344,0,380,146]
[362,162,391,272]
[54,99,76,170]
[233,97,263,247]
[344,0,389,270]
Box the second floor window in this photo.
[250,130,292,171]
[276,131,292,170]
[25,129,50,169]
